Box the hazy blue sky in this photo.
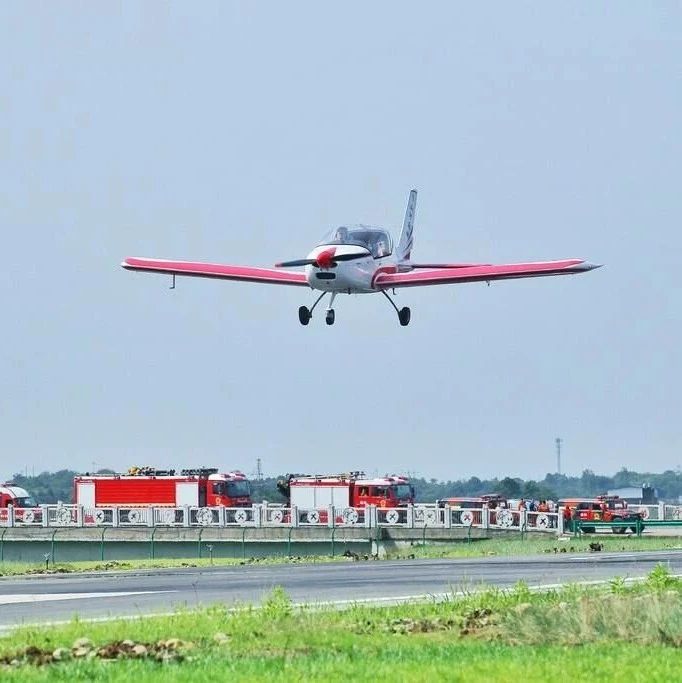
[1,3,680,483]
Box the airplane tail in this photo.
[396,189,417,262]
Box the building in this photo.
[606,485,657,505]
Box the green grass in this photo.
[0,555,346,577]
[1,533,680,577]
[1,567,682,681]
[388,533,682,560]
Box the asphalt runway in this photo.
[1,550,681,630]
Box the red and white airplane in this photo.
[122,190,600,326]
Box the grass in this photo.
[1,533,681,577]
[389,533,682,560]
[0,555,348,577]
[1,567,682,680]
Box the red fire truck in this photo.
[73,467,252,510]
[276,472,414,523]
[0,483,40,524]
[560,495,645,534]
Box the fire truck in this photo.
[0,483,40,524]
[276,472,414,523]
[561,495,644,534]
[436,494,508,525]
[73,467,252,521]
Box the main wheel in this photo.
[325,309,335,325]
[298,306,311,325]
[398,307,411,326]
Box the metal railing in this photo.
[0,503,561,533]
[632,504,682,521]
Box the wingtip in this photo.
[571,261,603,272]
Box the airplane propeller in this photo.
[275,248,367,269]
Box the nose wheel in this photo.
[325,309,335,325]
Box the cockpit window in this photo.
[319,227,392,259]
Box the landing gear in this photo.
[298,306,311,325]
[325,293,337,326]
[298,291,328,326]
[299,290,410,326]
[381,290,411,326]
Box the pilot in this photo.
[335,227,348,243]
[375,238,388,258]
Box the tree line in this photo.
[4,468,681,504]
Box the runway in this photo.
[1,550,680,630]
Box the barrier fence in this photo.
[632,504,682,521]
[0,504,563,533]
[4,503,682,533]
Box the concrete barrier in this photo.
[0,525,504,564]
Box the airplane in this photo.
[121,190,600,326]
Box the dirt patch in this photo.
[0,637,194,668]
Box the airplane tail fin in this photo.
[396,189,417,262]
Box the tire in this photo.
[298,306,311,325]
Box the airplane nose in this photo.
[315,248,337,269]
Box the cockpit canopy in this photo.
[318,226,393,259]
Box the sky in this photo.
[0,3,680,483]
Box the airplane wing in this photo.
[122,257,309,287]
[374,259,600,289]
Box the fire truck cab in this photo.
[0,483,40,524]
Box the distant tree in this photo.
[613,468,634,488]
[11,470,77,504]
[250,477,284,503]
[579,469,612,496]
[522,480,557,501]
[499,477,522,499]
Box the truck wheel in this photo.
[612,526,626,534]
